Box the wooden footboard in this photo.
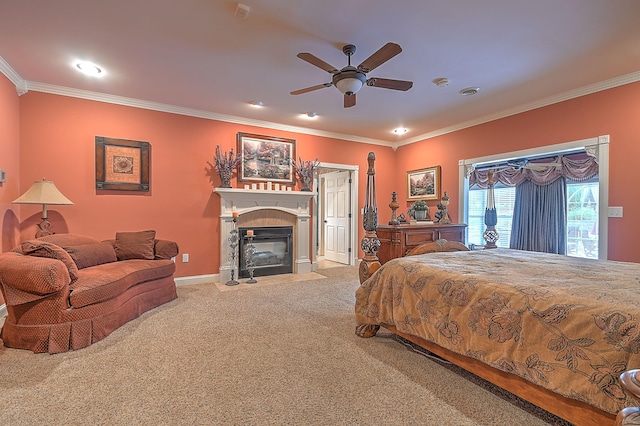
[383,324,615,426]
[618,370,640,425]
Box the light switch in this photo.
[608,206,623,218]
[0,170,6,183]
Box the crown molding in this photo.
[4,53,638,148]
[24,81,393,147]
[0,57,28,95]
[396,70,640,148]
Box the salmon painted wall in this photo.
[0,73,21,304]
[395,81,640,262]
[17,91,395,277]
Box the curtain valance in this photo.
[469,155,598,189]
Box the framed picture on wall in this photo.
[95,136,150,191]
[407,165,441,200]
[237,132,295,184]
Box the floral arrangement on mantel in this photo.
[292,157,320,191]
[211,145,241,188]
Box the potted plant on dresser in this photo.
[410,200,430,221]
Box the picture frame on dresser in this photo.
[237,132,295,184]
[407,165,441,200]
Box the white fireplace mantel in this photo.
[214,188,315,282]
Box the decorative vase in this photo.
[300,177,313,192]
[414,210,427,221]
[218,171,233,188]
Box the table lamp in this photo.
[13,179,74,237]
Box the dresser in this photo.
[376,223,467,265]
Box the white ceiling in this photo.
[2,0,640,146]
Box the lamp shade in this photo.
[13,180,74,205]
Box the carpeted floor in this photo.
[0,265,570,425]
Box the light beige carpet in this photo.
[0,266,557,425]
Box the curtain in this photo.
[469,155,598,189]
[510,178,567,254]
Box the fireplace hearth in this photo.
[238,226,293,278]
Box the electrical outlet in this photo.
[182,253,189,263]
[608,206,623,218]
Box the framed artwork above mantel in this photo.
[237,132,295,184]
[407,165,441,200]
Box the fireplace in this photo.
[238,226,293,277]
[214,188,314,283]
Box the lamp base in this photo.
[35,219,54,238]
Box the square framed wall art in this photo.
[95,136,150,191]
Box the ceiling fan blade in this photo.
[297,53,339,74]
[357,42,402,73]
[366,77,413,91]
[290,83,332,95]
[344,93,356,108]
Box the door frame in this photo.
[312,162,359,269]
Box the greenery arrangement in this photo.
[211,145,241,188]
[411,200,429,211]
[292,157,320,191]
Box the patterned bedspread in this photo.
[355,248,640,414]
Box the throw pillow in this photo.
[63,242,117,269]
[21,239,80,281]
[114,230,156,260]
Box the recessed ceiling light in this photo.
[433,78,450,88]
[249,100,263,107]
[393,127,408,135]
[459,87,480,96]
[301,112,318,119]
[75,61,103,77]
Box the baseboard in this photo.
[174,274,218,286]
[0,304,6,318]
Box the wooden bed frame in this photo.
[355,152,640,426]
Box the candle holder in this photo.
[244,234,257,284]
[225,217,240,286]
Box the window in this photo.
[467,186,515,248]
[466,180,599,258]
[460,135,609,259]
[567,181,599,259]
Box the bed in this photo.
[355,246,640,425]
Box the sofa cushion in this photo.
[63,242,117,269]
[114,230,156,260]
[21,240,79,281]
[39,234,100,247]
[154,239,179,260]
[69,259,176,308]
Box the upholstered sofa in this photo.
[0,231,178,354]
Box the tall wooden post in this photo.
[359,152,382,283]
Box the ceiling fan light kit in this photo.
[334,69,366,95]
[291,42,413,108]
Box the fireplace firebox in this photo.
[238,226,293,278]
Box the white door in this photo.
[323,170,351,264]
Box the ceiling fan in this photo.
[290,42,413,108]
